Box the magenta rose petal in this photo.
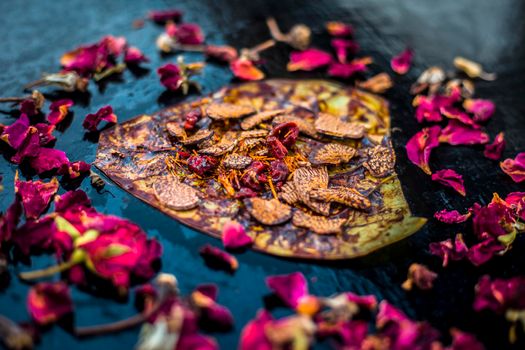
[266,272,308,309]
[391,47,413,75]
[434,209,471,224]
[27,281,73,326]
[439,120,490,146]
[15,175,59,219]
[327,57,371,78]
[463,98,495,123]
[287,48,333,71]
[199,244,238,272]
[331,38,359,63]
[221,221,253,249]
[432,169,466,196]
[500,152,525,183]
[406,125,441,175]
[1,114,31,149]
[429,233,469,267]
[0,196,22,245]
[401,263,438,291]
[47,99,74,125]
[239,309,273,350]
[148,9,183,23]
[124,46,149,65]
[484,132,505,160]
[29,148,69,174]
[82,105,117,132]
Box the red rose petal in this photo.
[82,105,117,132]
[167,23,204,45]
[483,132,505,160]
[10,127,40,164]
[467,237,505,266]
[15,175,59,220]
[432,169,466,196]
[124,46,149,65]
[473,275,525,314]
[327,57,371,78]
[205,45,238,63]
[331,38,359,63]
[221,221,253,249]
[500,152,525,183]
[27,281,73,325]
[406,125,441,175]
[157,63,184,90]
[429,233,469,267]
[391,48,413,75]
[54,189,92,213]
[34,123,56,146]
[287,48,333,72]
[434,209,471,224]
[1,114,30,149]
[439,120,490,146]
[239,309,273,350]
[59,161,91,179]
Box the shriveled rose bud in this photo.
[25,72,89,92]
[453,56,496,80]
[410,66,446,95]
[266,17,311,50]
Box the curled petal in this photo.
[429,233,468,267]
[1,114,30,149]
[327,57,371,78]
[157,63,184,90]
[391,48,413,75]
[124,46,149,65]
[221,221,253,249]
[191,285,234,330]
[34,123,56,146]
[325,22,354,37]
[434,209,471,224]
[405,125,441,175]
[463,98,495,123]
[54,189,92,213]
[230,59,265,81]
[401,263,437,291]
[27,281,73,325]
[83,105,117,132]
[10,127,40,164]
[287,49,332,72]
[199,244,238,271]
[15,175,59,219]
[47,99,74,125]
[331,38,359,63]
[467,238,505,266]
[439,120,489,146]
[431,169,466,196]
[266,272,308,309]
[167,23,204,45]
[484,132,505,160]
[500,152,525,183]
[29,148,70,174]
[440,105,478,128]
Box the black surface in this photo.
[1,0,525,349]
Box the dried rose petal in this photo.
[157,62,185,90]
[59,161,91,179]
[439,120,489,146]
[148,9,182,23]
[60,43,102,76]
[192,284,234,330]
[327,57,371,78]
[230,58,265,81]
[27,281,73,325]
[467,238,505,266]
[401,263,437,291]
[406,125,441,175]
[463,98,495,123]
[472,195,514,239]
[15,175,59,219]
[473,275,525,314]
[440,105,478,128]
[12,215,55,254]
[432,169,466,196]
[287,48,332,71]
[34,123,56,146]
[124,46,149,64]
[166,23,204,45]
[1,114,30,149]
[434,209,471,224]
[11,127,40,164]
[269,122,299,149]
[484,132,505,160]
[448,328,485,350]
[239,309,273,350]
[221,221,252,249]
[331,38,359,63]
[47,99,73,125]
[325,22,354,37]
[391,48,413,75]
[83,105,117,132]
[99,35,127,57]
[54,189,92,213]
[266,272,308,309]
[0,196,22,245]
[412,93,460,123]
[29,148,69,174]
[429,233,469,267]
[205,45,238,63]
[500,153,525,183]
[199,244,238,271]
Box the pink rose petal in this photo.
[29,148,69,174]
[463,98,495,123]
[391,48,413,75]
[406,125,441,175]
[483,132,505,160]
[47,99,74,125]
[431,169,466,196]
[266,272,308,309]
[287,49,333,72]
[439,120,490,146]
[27,281,73,325]
[15,175,59,219]
[429,233,469,267]
[434,209,471,224]
[221,221,253,249]
[500,152,525,183]
[83,105,117,132]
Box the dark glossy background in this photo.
[1,0,525,349]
